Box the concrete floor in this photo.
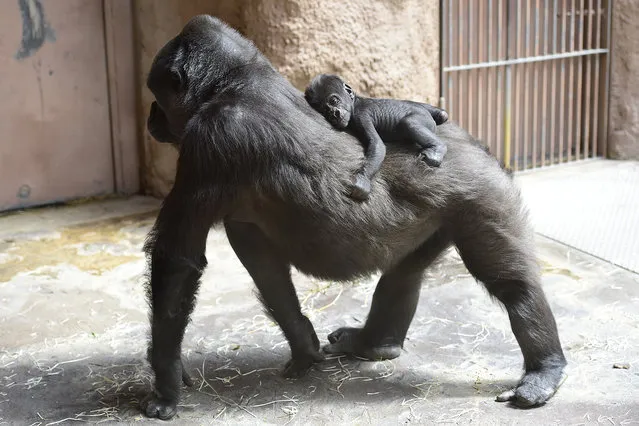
[0,187,638,425]
[517,160,639,274]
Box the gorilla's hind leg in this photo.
[225,221,324,377]
[453,210,567,407]
[324,229,452,359]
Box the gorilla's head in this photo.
[146,15,266,144]
[304,74,355,130]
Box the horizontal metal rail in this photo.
[443,48,608,72]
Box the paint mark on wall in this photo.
[16,185,31,199]
[15,0,56,60]
[33,59,45,120]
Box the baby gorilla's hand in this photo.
[349,173,372,201]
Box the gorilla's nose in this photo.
[332,110,341,119]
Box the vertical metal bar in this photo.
[558,0,567,162]
[531,0,540,168]
[467,0,473,135]
[504,0,512,169]
[478,1,485,141]
[447,0,454,118]
[487,0,494,150]
[440,0,446,110]
[566,0,576,161]
[549,0,558,164]
[591,0,602,155]
[522,0,532,169]
[447,0,453,118]
[476,1,480,137]
[583,0,594,158]
[457,0,463,126]
[600,0,611,157]
[513,0,523,170]
[540,0,549,166]
[574,0,585,160]
[496,0,504,162]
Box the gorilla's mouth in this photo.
[148,126,174,143]
[147,101,180,143]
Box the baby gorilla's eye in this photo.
[328,96,340,106]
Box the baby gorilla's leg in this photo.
[398,114,448,167]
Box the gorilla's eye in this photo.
[169,69,183,88]
[328,96,340,106]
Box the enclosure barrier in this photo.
[441,0,611,170]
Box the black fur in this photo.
[305,74,449,200]
[143,15,566,420]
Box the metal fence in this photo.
[440,0,612,170]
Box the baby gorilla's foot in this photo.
[349,173,372,201]
[431,109,449,125]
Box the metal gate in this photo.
[440,0,611,170]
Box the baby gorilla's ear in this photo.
[343,83,354,100]
[304,87,314,103]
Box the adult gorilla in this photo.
[143,15,566,420]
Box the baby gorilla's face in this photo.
[305,74,354,129]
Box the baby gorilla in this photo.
[305,74,449,200]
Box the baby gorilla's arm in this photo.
[348,117,387,201]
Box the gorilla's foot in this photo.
[181,365,194,387]
[141,393,177,420]
[496,363,567,407]
[323,327,402,360]
[283,351,325,378]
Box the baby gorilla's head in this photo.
[304,74,355,129]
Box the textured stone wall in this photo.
[133,0,440,196]
[608,0,639,160]
[241,0,440,100]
